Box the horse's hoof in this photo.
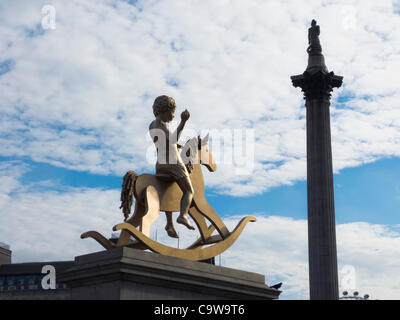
[177,216,195,230]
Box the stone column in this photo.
[291,20,343,300]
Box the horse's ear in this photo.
[202,133,209,145]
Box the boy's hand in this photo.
[181,109,190,122]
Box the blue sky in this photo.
[211,157,400,226]
[1,0,400,300]
[2,154,399,226]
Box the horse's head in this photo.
[181,134,217,172]
[197,133,217,172]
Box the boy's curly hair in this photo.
[152,95,176,117]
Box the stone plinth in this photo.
[58,247,281,300]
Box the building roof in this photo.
[0,242,10,250]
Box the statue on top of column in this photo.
[307,19,322,55]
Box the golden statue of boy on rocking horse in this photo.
[81,95,256,261]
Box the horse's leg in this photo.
[165,211,179,238]
[188,206,212,242]
[128,200,145,227]
[140,185,160,237]
[117,201,146,245]
[118,186,160,244]
[193,197,230,239]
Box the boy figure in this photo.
[149,95,195,236]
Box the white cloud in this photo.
[336,222,400,299]
[0,0,399,195]
[0,161,27,195]
[0,161,122,262]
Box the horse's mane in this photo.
[120,171,138,221]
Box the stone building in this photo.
[0,243,73,300]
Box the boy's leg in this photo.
[165,211,179,238]
[176,176,195,230]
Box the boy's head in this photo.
[153,95,176,120]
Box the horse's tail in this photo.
[120,170,139,221]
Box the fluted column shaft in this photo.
[306,98,338,300]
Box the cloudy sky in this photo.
[0,0,399,300]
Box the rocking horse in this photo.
[81,134,256,261]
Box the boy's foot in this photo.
[177,215,195,230]
[165,225,179,238]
